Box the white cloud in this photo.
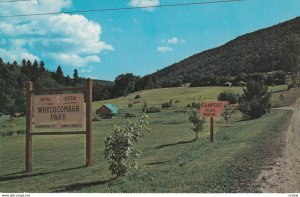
[129,0,160,11]
[167,37,179,44]
[0,48,39,63]
[46,53,101,67]
[157,46,173,53]
[80,69,92,73]
[0,0,113,67]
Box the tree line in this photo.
[0,58,84,116]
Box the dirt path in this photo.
[255,97,300,192]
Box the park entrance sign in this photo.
[34,94,84,129]
[25,80,92,172]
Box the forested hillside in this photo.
[143,16,300,87]
[0,58,113,116]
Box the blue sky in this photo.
[0,0,300,81]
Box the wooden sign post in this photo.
[86,79,92,166]
[25,79,92,172]
[200,101,229,143]
[25,81,33,172]
[210,117,214,143]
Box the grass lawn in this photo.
[0,85,293,192]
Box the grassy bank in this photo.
[0,85,294,192]
[0,108,292,192]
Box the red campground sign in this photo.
[199,101,229,118]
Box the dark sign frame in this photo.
[25,79,92,172]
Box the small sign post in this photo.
[25,79,92,171]
[200,101,229,143]
[210,117,214,143]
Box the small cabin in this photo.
[96,104,119,118]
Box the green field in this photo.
[0,85,293,192]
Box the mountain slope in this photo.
[151,17,300,85]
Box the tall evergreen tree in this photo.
[21,59,26,67]
[55,65,64,84]
[65,75,72,86]
[38,61,46,76]
[32,60,39,82]
[73,69,79,86]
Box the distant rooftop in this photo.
[103,104,119,114]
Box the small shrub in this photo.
[218,91,240,104]
[288,83,296,90]
[175,107,188,114]
[125,113,136,118]
[162,99,174,109]
[162,102,172,109]
[7,131,14,136]
[134,95,141,99]
[128,103,133,108]
[104,114,150,177]
[222,105,232,127]
[186,102,201,110]
[188,111,205,140]
[174,99,181,103]
[142,102,148,112]
[145,107,161,113]
[17,130,25,135]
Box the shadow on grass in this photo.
[0,171,25,177]
[145,161,166,166]
[155,139,195,149]
[53,177,118,192]
[0,165,85,182]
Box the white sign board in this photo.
[34,93,84,129]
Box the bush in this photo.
[162,102,172,109]
[239,81,271,119]
[7,131,14,136]
[104,114,150,177]
[218,91,240,104]
[125,113,136,118]
[128,103,133,108]
[162,99,173,109]
[142,102,148,112]
[134,95,141,99]
[188,111,205,140]
[222,105,232,126]
[186,102,201,110]
[145,107,161,113]
[288,83,296,90]
[17,130,25,135]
